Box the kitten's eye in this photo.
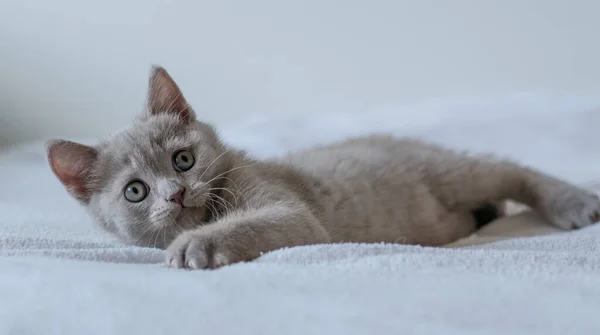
[173,150,195,172]
[124,180,148,203]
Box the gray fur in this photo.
[47,66,600,269]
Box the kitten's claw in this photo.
[537,184,600,230]
[165,230,231,270]
[213,253,229,269]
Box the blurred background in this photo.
[1,0,599,146]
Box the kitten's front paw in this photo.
[166,230,233,270]
[537,184,600,230]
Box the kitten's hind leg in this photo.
[412,207,486,246]
[470,201,506,229]
[426,154,600,230]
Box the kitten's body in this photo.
[270,135,499,246]
[48,66,600,269]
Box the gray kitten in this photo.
[47,66,600,269]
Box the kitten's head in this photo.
[47,66,232,248]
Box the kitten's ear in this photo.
[146,65,196,123]
[47,140,98,203]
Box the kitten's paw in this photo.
[537,184,600,230]
[165,230,232,270]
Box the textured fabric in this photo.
[1,94,600,334]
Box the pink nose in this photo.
[168,188,185,206]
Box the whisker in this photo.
[207,193,231,213]
[208,176,242,195]
[206,187,239,207]
[206,191,235,217]
[204,163,256,186]
[215,194,234,212]
[131,220,155,240]
[145,228,158,249]
[205,200,219,220]
[151,229,159,249]
[154,227,166,249]
[239,179,269,196]
[199,150,231,181]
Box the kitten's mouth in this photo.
[175,170,231,226]
[174,194,218,226]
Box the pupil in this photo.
[181,155,188,163]
[132,187,138,194]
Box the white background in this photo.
[1,0,599,145]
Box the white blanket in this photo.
[2,94,600,334]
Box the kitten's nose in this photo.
[168,188,185,207]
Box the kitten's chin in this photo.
[126,207,208,249]
[177,206,208,230]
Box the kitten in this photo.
[47,66,600,269]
